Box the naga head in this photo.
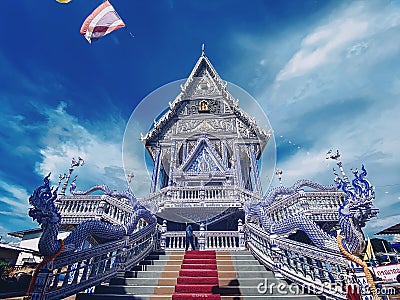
[28,174,61,226]
[336,165,378,227]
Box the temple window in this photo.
[199,100,209,112]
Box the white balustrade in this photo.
[159,219,245,251]
[246,222,353,299]
[141,186,262,211]
[57,195,135,226]
[266,191,345,223]
[30,223,157,300]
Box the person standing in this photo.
[185,223,195,251]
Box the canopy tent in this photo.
[376,223,400,235]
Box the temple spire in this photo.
[201,43,205,56]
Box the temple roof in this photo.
[8,228,42,238]
[376,223,400,235]
[141,49,271,145]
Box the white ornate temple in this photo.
[139,49,271,224]
[9,49,384,300]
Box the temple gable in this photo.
[179,136,226,174]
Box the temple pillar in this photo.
[150,146,161,193]
[222,140,229,168]
[159,220,167,250]
[183,139,188,161]
[234,144,243,188]
[238,219,245,249]
[270,234,284,279]
[168,142,176,186]
[249,144,262,195]
[199,223,205,250]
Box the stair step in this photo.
[233,264,270,271]
[76,250,319,300]
[233,271,276,279]
[219,278,284,286]
[110,278,159,285]
[131,264,181,271]
[177,276,219,284]
[179,269,219,277]
[125,270,179,278]
[220,297,320,300]
[181,263,217,269]
[220,255,256,260]
[175,283,218,293]
[182,258,217,264]
[111,278,178,286]
[94,285,174,295]
[173,293,221,300]
[138,259,262,266]
[184,255,216,259]
[77,294,171,299]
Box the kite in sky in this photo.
[80,1,126,43]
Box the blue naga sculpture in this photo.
[29,174,156,257]
[245,164,378,255]
[335,165,378,254]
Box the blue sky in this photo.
[0,1,399,241]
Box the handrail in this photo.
[266,191,345,223]
[246,222,350,299]
[29,223,157,300]
[162,230,243,251]
[141,185,263,209]
[56,194,136,225]
[159,218,245,251]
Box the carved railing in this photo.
[141,186,263,211]
[56,195,143,227]
[30,223,157,300]
[246,223,351,299]
[159,219,246,251]
[267,191,345,223]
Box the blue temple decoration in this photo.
[335,164,378,254]
[28,174,63,257]
[186,148,221,173]
[245,165,379,255]
[245,179,340,251]
[26,51,382,300]
[29,175,156,257]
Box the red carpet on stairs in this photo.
[172,250,221,300]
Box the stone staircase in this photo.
[76,250,321,300]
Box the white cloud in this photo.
[276,2,400,81]
[35,102,130,193]
[276,149,331,186]
[367,215,400,230]
[0,179,31,215]
[232,1,400,237]
[277,19,368,81]
[32,101,157,199]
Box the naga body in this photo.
[245,166,378,255]
[29,175,156,257]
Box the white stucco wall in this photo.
[16,231,70,265]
